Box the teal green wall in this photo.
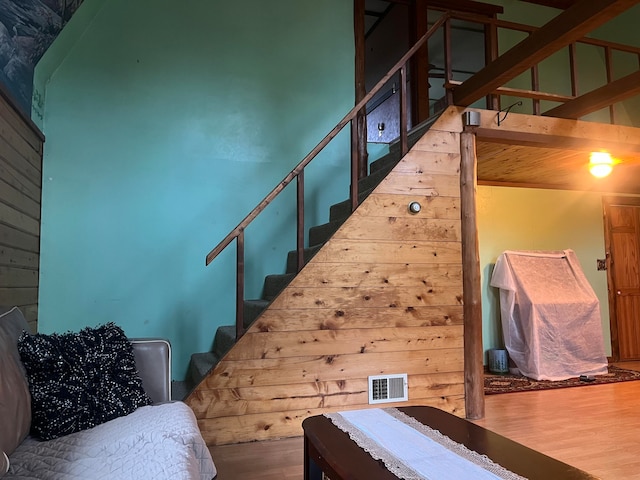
[478,186,611,359]
[35,0,354,379]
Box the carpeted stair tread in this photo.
[286,244,323,274]
[213,325,236,358]
[189,351,219,386]
[171,380,190,401]
[388,114,440,155]
[369,152,401,174]
[308,219,345,247]
[357,164,394,192]
[329,188,373,222]
[244,299,270,326]
[263,273,296,301]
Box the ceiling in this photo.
[476,141,640,195]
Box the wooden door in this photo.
[604,196,640,361]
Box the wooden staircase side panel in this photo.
[186,107,467,446]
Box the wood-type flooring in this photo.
[208,361,640,480]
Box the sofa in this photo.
[0,306,217,480]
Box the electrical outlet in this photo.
[597,259,607,271]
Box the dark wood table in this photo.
[302,406,598,480]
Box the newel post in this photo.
[460,128,485,420]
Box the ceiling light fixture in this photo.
[589,152,613,178]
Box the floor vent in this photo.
[368,373,408,404]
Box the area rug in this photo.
[485,366,640,395]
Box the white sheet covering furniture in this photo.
[490,249,608,381]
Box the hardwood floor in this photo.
[209,362,640,480]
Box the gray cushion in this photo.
[0,307,31,457]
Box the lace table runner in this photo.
[325,408,527,480]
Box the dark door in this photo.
[604,196,640,361]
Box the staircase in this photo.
[185,106,466,446]
[178,118,438,398]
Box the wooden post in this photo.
[411,0,430,124]
[354,0,368,179]
[460,130,484,420]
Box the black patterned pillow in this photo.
[17,323,152,440]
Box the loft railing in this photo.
[207,8,640,341]
[437,10,640,122]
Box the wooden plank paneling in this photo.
[332,216,460,242]
[197,395,466,446]
[192,372,464,418]
[354,194,460,220]
[0,241,40,269]
[0,111,42,171]
[0,151,41,201]
[312,239,461,264]
[0,223,39,252]
[269,286,462,309]
[0,287,38,306]
[0,91,43,331]
[255,305,464,332]
[225,326,464,360]
[376,173,461,197]
[0,266,39,287]
[187,107,465,445]
[0,179,40,219]
[286,262,463,288]
[0,202,40,236]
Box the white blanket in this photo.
[7,402,216,480]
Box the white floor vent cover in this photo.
[368,373,408,404]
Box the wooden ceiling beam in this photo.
[452,0,640,107]
[520,0,579,9]
[544,70,640,119]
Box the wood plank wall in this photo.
[0,89,44,333]
[186,107,466,446]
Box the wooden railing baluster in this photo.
[236,231,245,339]
[604,46,615,124]
[400,65,408,156]
[296,170,305,272]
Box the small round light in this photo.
[589,152,613,178]
[408,201,421,214]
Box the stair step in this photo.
[358,164,394,192]
[171,380,191,401]
[308,219,345,247]
[388,114,440,155]
[329,188,373,222]
[263,273,296,301]
[369,151,401,174]
[244,299,270,327]
[189,351,219,386]
[213,325,236,358]
[286,244,323,274]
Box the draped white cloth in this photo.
[491,249,608,381]
[325,408,525,480]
